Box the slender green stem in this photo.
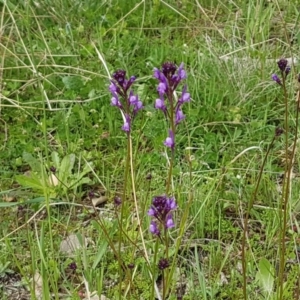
[166,89,175,195]
[118,134,131,299]
[278,76,299,299]
[163,90,176,298]
[129,132,152,266]
[277,74,288,300]
[167,121,194,291]
[151,239,159,299]
[241,135,277,300]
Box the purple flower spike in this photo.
[164,130,175,149]
[158,258,170,270]
[154,62,189,127]
[109,69,143,133]
[149,196,176,219]
[272,74,282,85]
[148,195,177,235]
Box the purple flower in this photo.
[275,127,284,137]
[277,58,288,72]
[157,82,167,95]
[114,196,122,206]
[111,94,122,108]
[166,197,176,210]
[155,98,166,111]
[109,81,118,93]
[158,258,170,270]
[165,214,175,229]
[164,130,175,149]
[129,93,138,105]
[150,220,160,235]
[49,166,56,174]
[285,66,291,76]
[172,63,187,89]
[127,76,136,89]
[122,114,131,132]
[272,74,281,85]
[177,63,186,80]
[178,85,190,104]
[153,68,161,80]
[88,190,95,199]
[69,262,77,271]
[112,69,126,87]
[175,109,185,125]
[133,100,143,115]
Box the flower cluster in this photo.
[148,195,177,236]
[109,70,143,132]
[154,62,190,150]
[158,258,169,270]
[272,58,291,85]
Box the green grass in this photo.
[1,0,300,299]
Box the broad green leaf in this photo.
[0,0,17,10]
[0,202,21,207]
[22,152,42,173]
[92,241,108,269]
[59,154,75,184]
[256,258,274,295]
[15,174,45,191]
[0,197,45,208]
[81,162,93,177]
[69,177,91,189]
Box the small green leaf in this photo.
[51,151,60,169]
[62,76,83,91]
